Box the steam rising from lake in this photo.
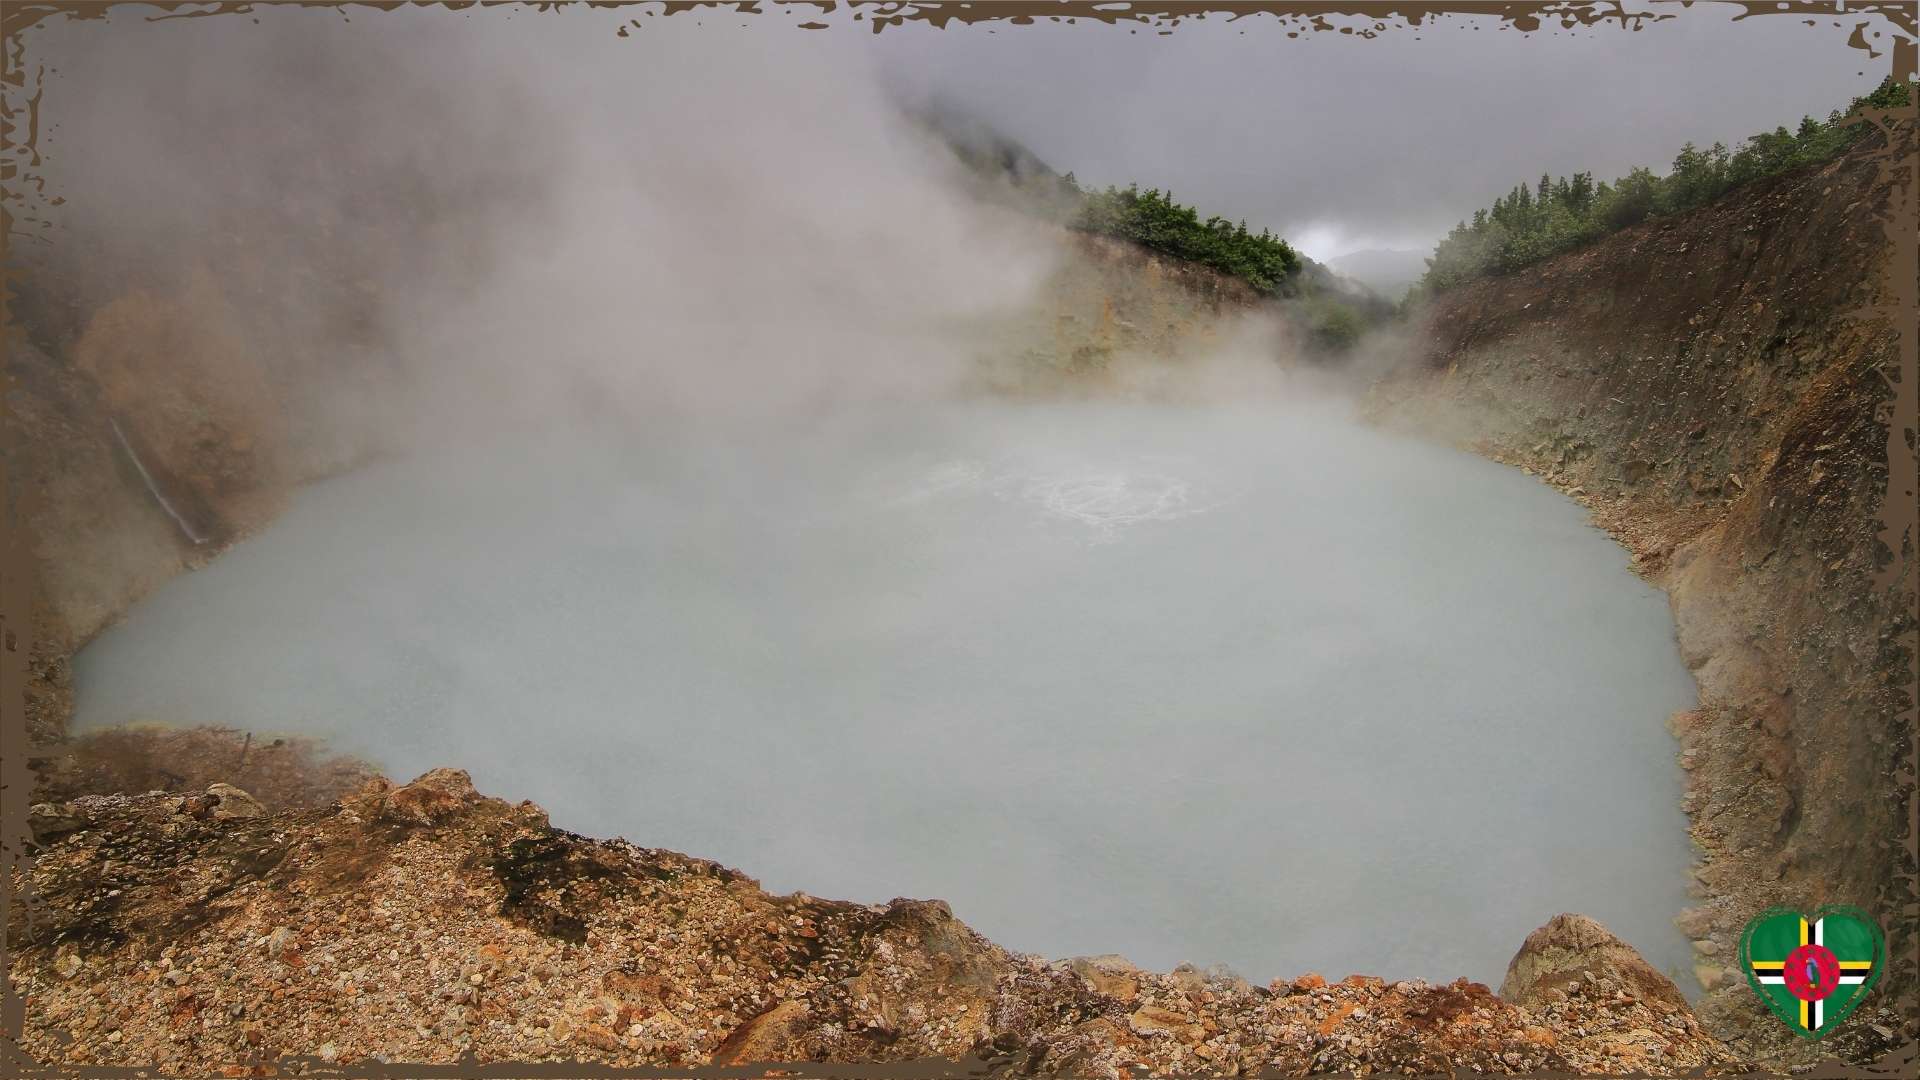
[41,2,1697,996]
[72,401,1698,988]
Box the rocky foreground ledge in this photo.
[13,769,1743,1076]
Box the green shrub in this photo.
[1071,183,1304,297]
[1301,297,1365,353]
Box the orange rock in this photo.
[1317,1003,1358,1035]
[712,1001,812,1065]
[377,769,479,827]
[1069,956,1142,1003]
[1127,1005,1205,1042]
[572,1023,621,1052]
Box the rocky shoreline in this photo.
[13,770,1744,1075]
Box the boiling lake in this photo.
[73,402,1699,988]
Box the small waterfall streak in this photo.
[109,417,207,546]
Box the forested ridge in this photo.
[1415,77,1913,294]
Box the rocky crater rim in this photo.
[15,771,1744,1075]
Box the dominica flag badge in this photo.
[1739,906,1884,1039]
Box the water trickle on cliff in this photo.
[72,401,1698,988]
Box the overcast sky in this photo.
[868,6,1888,259]
[24,3,1895,264]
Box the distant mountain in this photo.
[1325,248,1429,301]
[903,99,1086,221]
[909,99,1062,186]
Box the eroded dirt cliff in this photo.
[9,235,398,745]
[1369,118,1917,1063]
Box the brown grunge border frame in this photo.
[0,1,1914,1077]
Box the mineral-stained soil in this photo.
[31,725,379,820]
[1368,117,1918,1065]
[10,771,1745,1077]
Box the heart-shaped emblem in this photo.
[1738,905,1884,1039]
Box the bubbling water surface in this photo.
[73,402,1699,988]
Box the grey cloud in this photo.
[869,9,1886,258]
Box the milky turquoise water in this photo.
[73,402,1699,989]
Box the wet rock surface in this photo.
[10,777,1746,1076]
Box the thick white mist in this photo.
[28,9,1065,450]
[72,401,1699,989]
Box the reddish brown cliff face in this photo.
[1370,119,1916,1063]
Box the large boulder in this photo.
[1500,913,1689,1011]
[204,782,266,820]
[28,802,91,845]
[375,767,482,826]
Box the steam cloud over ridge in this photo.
[29,9,1073,450]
